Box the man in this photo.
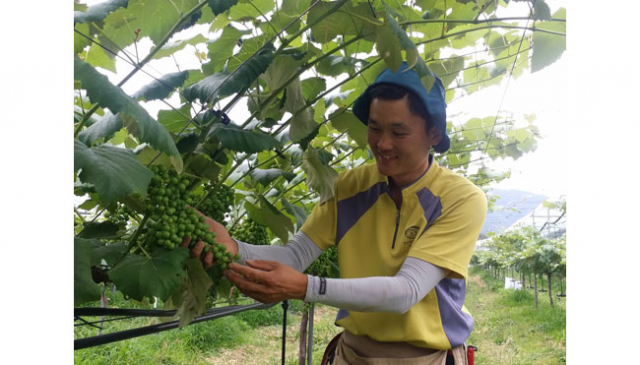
[193,63,487,364]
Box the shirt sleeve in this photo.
[408,185,487,279]
[235,231,323,273]
[304,257,445,314]
[298,187,339,251]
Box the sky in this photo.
[449,54,568,198]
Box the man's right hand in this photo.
[180,210,238,269]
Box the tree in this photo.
[74,0,566,325]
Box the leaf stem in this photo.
[400,17,566,27]
[250,1,285,44]
[336,9,383,26]
[74,207,86,223]
[416,25,563,48]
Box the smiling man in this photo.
[195,63,487,365]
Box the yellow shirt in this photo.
[300,156,487,349]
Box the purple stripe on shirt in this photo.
[435,278,474,347]
[336,308,349,321]
[416,188,442,236]
[336,181,388,244]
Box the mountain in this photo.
[480,188,548,237]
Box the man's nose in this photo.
[377,132,393,151]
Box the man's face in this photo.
[367,96,439,187]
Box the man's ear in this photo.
[427,125,443,147]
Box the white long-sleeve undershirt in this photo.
[235,231,445,314]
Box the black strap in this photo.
[320,332,343,365]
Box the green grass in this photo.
[466,267,566,365]
[74,294,311,365]
[76,271,565,364]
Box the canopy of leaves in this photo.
[73,0,566,315]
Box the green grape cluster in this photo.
[142,165,239,269]
[197,183,235,223]
[104,204,136,228]
[231,218,270,246]
[305,246,338,277]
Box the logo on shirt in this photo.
[403,226,420,245]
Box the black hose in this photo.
[281,300,289,365]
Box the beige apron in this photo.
[333,331,467,365]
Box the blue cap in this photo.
[352,63,450,153]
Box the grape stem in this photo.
[136,243,153,260]
[112,214,151,268]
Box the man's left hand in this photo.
[223,260,307,303]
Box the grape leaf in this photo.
[153,34,208,60]
[176,133,200,154]
[78,221,121,239]
[74,23,92,54]
[301,147,339,203]
[173,259,213,328]
[533,0,552,20]
[249,168,296,186]
[307,1,378,44]
[78,112,123,146]
[185,153,221,181]
[226,35,269,72]
[229,0,274,21]
[375,24,403,73]
[184,46,274,104]
[383,6,435,91]
[74,237,102,306]
[135,145,173,168]
[85,41,116,72]
[245,197,294,242]
[75,139,153,204]
[316,55,358,77]
[301,77,326,103]
[157,104,193,134]
[262,54,304,92]
[204,26,245,75]
[207,124,280,153]
[132,71,189,101]
[108,248,190,302]
[92,242,129,267]
[74,55,181,159]
[531,11,566,72]
[208,0,240,16]
[329,109,368,149]
[101,0,201,50]
[281,198,308,229]
[74,0,129,23]
[285,78,317,142]
[428,55,465,89]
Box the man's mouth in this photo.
[378,152,397,161]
